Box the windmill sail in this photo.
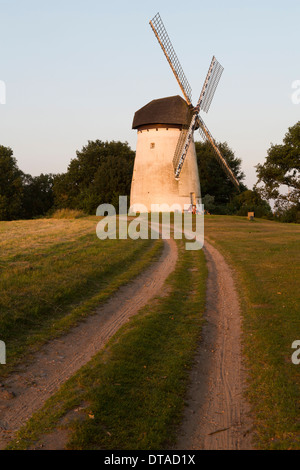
[200,59,224,113]
[198,117,240,189]
[149,12,240,191]
[174,57,222,179]
[150,13,192,105]
[174,111,198,179]
[172,125,189,172]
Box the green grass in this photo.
[7,242,208,450]
[3,214,299,450]
[0,217,162,375]
[204,215,300,449]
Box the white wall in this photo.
[130,127,201,211]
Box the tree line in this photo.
[0,121,299,222]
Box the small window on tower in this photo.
[150,143,155,149]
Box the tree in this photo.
[21,173,55,219]
[255,121,300,221]
[195,140,246,209]
[202,194,216,213]
[53,140,135,214]
[0,146,23,220]
[228,189,272,218]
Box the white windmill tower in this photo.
[130,13,239,212]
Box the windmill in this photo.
[130,13,239,212]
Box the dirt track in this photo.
[0,236,253,450]
[0,238,178,449]
[175,239,253,450]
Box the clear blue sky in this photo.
[1,0,299,189]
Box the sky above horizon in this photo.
[0,0,299,189]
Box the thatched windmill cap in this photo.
[132,95,194,129]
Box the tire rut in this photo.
[175,239,253,450]
[0,238,178,449]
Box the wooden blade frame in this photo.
[173,125,189,172]
[150,13,192,105]
[200,58,224,113]
[174,57,219,179]
[198,117,240,189]
[149,13,234,186]
[174,112,198,179]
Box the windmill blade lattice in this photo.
[198,117,240,189]
[200,58,224,113]
[173,56,223,179]
[150,13,192,105]
[174,110,199,179]
[173,125,190,172]
[149,12,240,190]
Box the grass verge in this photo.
[7,241,207,450]
[204,215,300,450]
[0,217,162,376]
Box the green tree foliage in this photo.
[53,140,135,214]
[195,140,246,210]
[21,173,55,219]
[255,121,300,222]
[201,194,216,213]
[0,146,24,220]
[228,189,272,218]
